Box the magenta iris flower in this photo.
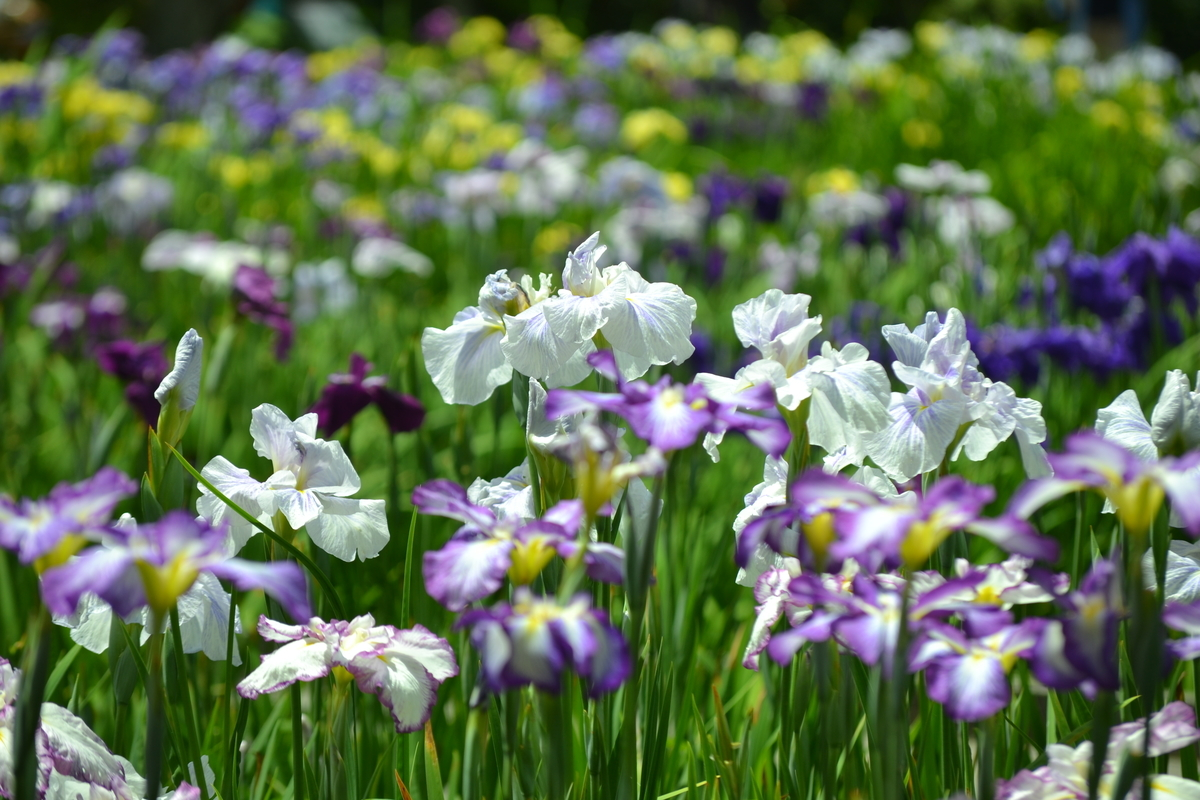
[39,510,311,622]
[457,588,630,697]
[546,350,790,456]
[0,467,136,565]
[310,353,425,437]
[412,480,623,612]
[233,265,293,361]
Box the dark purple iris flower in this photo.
[310,353,425,438]
[798,82,829,121]
[94,340,169,426]
[697,171,749,220]
[753,175,788,224]
[233,265,293,361]
[1029,558,1123,696]
[507,19,540,52]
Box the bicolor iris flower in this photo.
[412,479,623,612]
[39,511,311,623]
[1029,558,1124,695]
[457,588,630,697]
[237,615,458,733]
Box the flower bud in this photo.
[154,328,203,448]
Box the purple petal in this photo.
[411,480,497,530]
[368,386,426,434]
[207,559,311,623]
[965,516,1060,562]
[422,538,514,612]
[40,548,141,617]
[311,383,372,438]
[586,350,621,382]
[925,654,1011,721]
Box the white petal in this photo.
[153,329,203,410]
[265,479,324,531]
[53,593,116,654]
[597,271,696,376]
[501,305,576,382]
[238,638,333,698]
[197,456,270,553]
[1096,390,1158,462]
[305,496,390,562]
[292,436,361,497]
[867,387,971,480]
[174,573,242,665]
[422,307,512,406]
[249,405,315,472]
[542,293,609,346]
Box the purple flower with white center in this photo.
[310,353,425,437]
[0,467,136,567]
[750,470,1057,573]
[237,615,458,733]
[909,620,1043,721]
[547,350,790,457]
[412,480,622,612]
[1029,558,1124,695]
[39,510,311,622]
[457,588,630,697]
[95,339,169,426]
[197,404,390,561]
[1009,431,1200,539]
[233,265,293,361]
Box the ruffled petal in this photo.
[422,307,512,406]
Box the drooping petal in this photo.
[597,271,696,378]
[207,558,311,623]
[924,652,1010,721]
[196,456,269,553]
[40,548,142,618]
[867,386,971,481]
[1097,389,1157,462]
[411,480,497,531]
[237,637,334,698]
[422,538,515,612]
[501,305,578,382]
[422,307,512,406]
[305,496,390,562]
[345,625,458,733]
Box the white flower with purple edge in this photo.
[237,615,458,733]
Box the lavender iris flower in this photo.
[1010,431,1200,538]
[546,350,790,456]
[457,588,630,697]
[0,467,136,567]
[94,339,169,426]
[310,353,425,438]
[39,511,311,622]
[238,615,458,733]
[412,480,623,612]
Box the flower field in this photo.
[2,11,1200,799]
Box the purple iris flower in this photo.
[1028,558,1123,695]
[753,175,789,224]
[545,351,790,456]
[233,265,293,361]
[457,588,630,697]
[748,470,1057,574]
[1035,231,1075,271]
[0,468,136,566]
[697,171,749,220]
[1009,431,1200,538]
[412,480,623,612]
[310,353,425,438]
[39,510,311,622]
[1164,227,1200,313]
[798,82,829,121]
[94,339,169,426]
[910,619,1044,721]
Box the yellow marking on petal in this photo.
[332,665,355,685]
[975,585,1003,606]
[136,554,200,616]
[508,537,557,586]
[33,533,87,575]
[1108,475,1164,539]
[900,513,952,569]
[802,512,836,569]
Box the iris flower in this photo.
[39,511,311,623]
[694,289,891,466]
[309,353,425,438]
[0,467,136,569]
[1010,431,1200,539]
[412,480,623,612]
[546,350,790,457]
[237,615,458,733]
[1029,558,1123,695]
[421,233,697,405]
[457,588,630,697]
[197,404,389,561]
[867,309,1051,481]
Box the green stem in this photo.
[221,588,239,800]
[13,605,52,800]
[978,716,996,800]
[169,605,211,800]
[292,683,306,800]
[540,692,570,800]
[144,611,168,800]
